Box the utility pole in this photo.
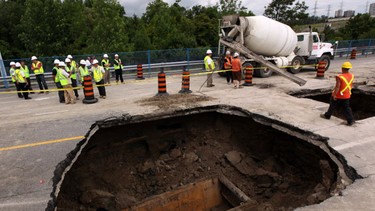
[366,1,369,13]
[313,0,317,17]
[327,4,331,18]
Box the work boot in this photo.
[320,114,330,119]
[347,121,356,126]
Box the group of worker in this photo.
[9,53,125,104]
[204,49,243,88]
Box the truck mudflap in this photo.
[220,39,307,86]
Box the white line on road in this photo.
[334,136,375,151]
[34,97,51,101]
[34,110,69,116]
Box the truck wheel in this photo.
[320,55,331,71]
[288,56,304,74]
[255,67,273,78]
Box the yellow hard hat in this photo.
[342,61,352,69]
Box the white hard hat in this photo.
[65,58,71,63]
[59,62,66,67]
[206,49,212,54]
[115,54,119,57]
[54,59,60,64]
[234,52,239,57]
[92,59,99,64]
[226,50,231,55]
[67,55,73,59]
[15,62,21,67]
[31,56,37,60]
[86,60,91,66]
[103,54,108,58]
[10,61,15,66]
[80,60,86,65]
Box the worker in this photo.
[31,56,49,94]
[65,58,79,100]
[101,54,111,84]
[20,60,34,94]
[14,62,31,100]
[231,52,243,89]
[204,49,215,87]
[91,59,106,99]
[10,61,23,98]
[52,59,65,103]
[79,59,90,85]
[224,50,233,85]
[57,62,76,104]
[67,55,77,68]
[320,61,355,126]
[113,54,124,84]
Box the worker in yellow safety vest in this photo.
[14,62,31,100]
[20,60,34,94]
[102,54,111,84]
[321,61,355,126]
[91,59,106,99]
[204,49,215,87]
[31,56,49,93]
[113,54,124,84]
[65,58,79,100]
[9,61,23,98]
[58,62,76,104]
[52,59,65,103]
[79,59,90,84]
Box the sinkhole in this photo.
[47,105,360,211]
[290,88,375,121]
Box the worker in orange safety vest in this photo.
[320,61,355,126]
[224,50,233,85]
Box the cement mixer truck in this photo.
[219,15,334,80]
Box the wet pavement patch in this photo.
[47,105,360,211]
[290,88,375,121]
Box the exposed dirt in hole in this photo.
[294,88,375,121]
[137,94,213,109]
[55,111,347,211]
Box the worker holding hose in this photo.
[204,49,215,87]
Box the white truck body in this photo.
[220,15,334,77]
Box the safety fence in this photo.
[334,39,375,58]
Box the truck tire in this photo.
[288,56,304,74]
[319,55,331,71]
[255,67,273,78]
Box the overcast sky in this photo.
[119,0,371,17]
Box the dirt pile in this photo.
[55,110,346,211]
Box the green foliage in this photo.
[339,13,375,40]
[264,0,308,25]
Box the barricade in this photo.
[243,65,254,86]
[82,75,98,104]
[316,61,326,79]
[350,49,357,59]
[136,64,145,80]
[179,67,192,94]
[156,68,168,96]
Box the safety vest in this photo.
[10,68,16,82]
[15,68,26,83]
[114,59,123,70]
[32,61,44,75]
[21,65,30,78]
[335,73,354,99]
[57,68,70,86]
[71,60,77,68]
[53,67,60,83]
[92,66,104,82]
[102,59,110,71]
[66,65,77,80]
[231,58,241,72]
[224,56,232,69]
[204,55,215,71]
[79,66,89,82]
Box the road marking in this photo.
[334,136,375,151]
[34,110,69,116]
[0,136,84,152]
[0,100,21,105]
[35,97,50,101]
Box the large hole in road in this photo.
[48,105,360,211]
[291,88,375,121]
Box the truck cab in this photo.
[295,32,334,69]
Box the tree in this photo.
[216,0,254,16]
[264,0,308,25]
[339,13,375,40]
